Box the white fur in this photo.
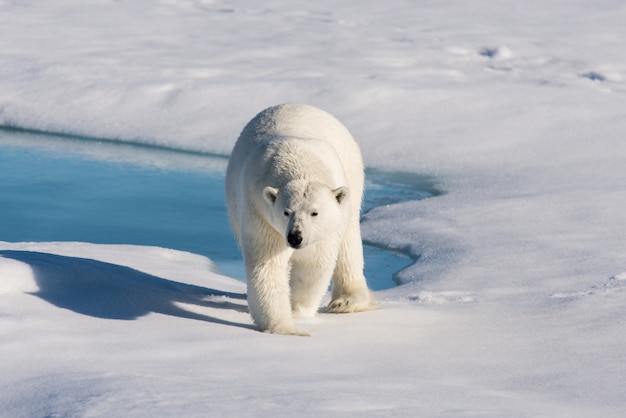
[225,104,374,335]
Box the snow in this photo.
[1,0,626,416]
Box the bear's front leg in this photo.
[328,220,375,313]
[244,245,309,336]
[290,242,339,318]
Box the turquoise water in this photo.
[0,129,433,290]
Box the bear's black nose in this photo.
[287,232,303,249]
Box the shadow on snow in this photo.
[0,250,253,331]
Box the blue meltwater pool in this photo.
[0,129,435,290]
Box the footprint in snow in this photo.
[581,71,606,82]
[479,46,513,60]
[580,69,623,83]
[551,273,626,299]
[409,291,476,304]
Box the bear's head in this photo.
[263,179,350,249]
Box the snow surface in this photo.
[1,0,626,416]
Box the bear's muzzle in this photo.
[287,231,303,249]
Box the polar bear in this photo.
[225,103,374,335]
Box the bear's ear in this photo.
[263,186,279,205]
[333,186,349,204]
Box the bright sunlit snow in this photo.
[1,0,626,416]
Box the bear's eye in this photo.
[283,210,290,217]
[311,212,318,217]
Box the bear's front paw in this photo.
[264,324,310,337]
[327,289,376,313]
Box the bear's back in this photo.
[234,103,362,183]
[239,103,352,146]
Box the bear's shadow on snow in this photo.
[0,250,253,330]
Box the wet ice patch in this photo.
[0,129,434,291]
